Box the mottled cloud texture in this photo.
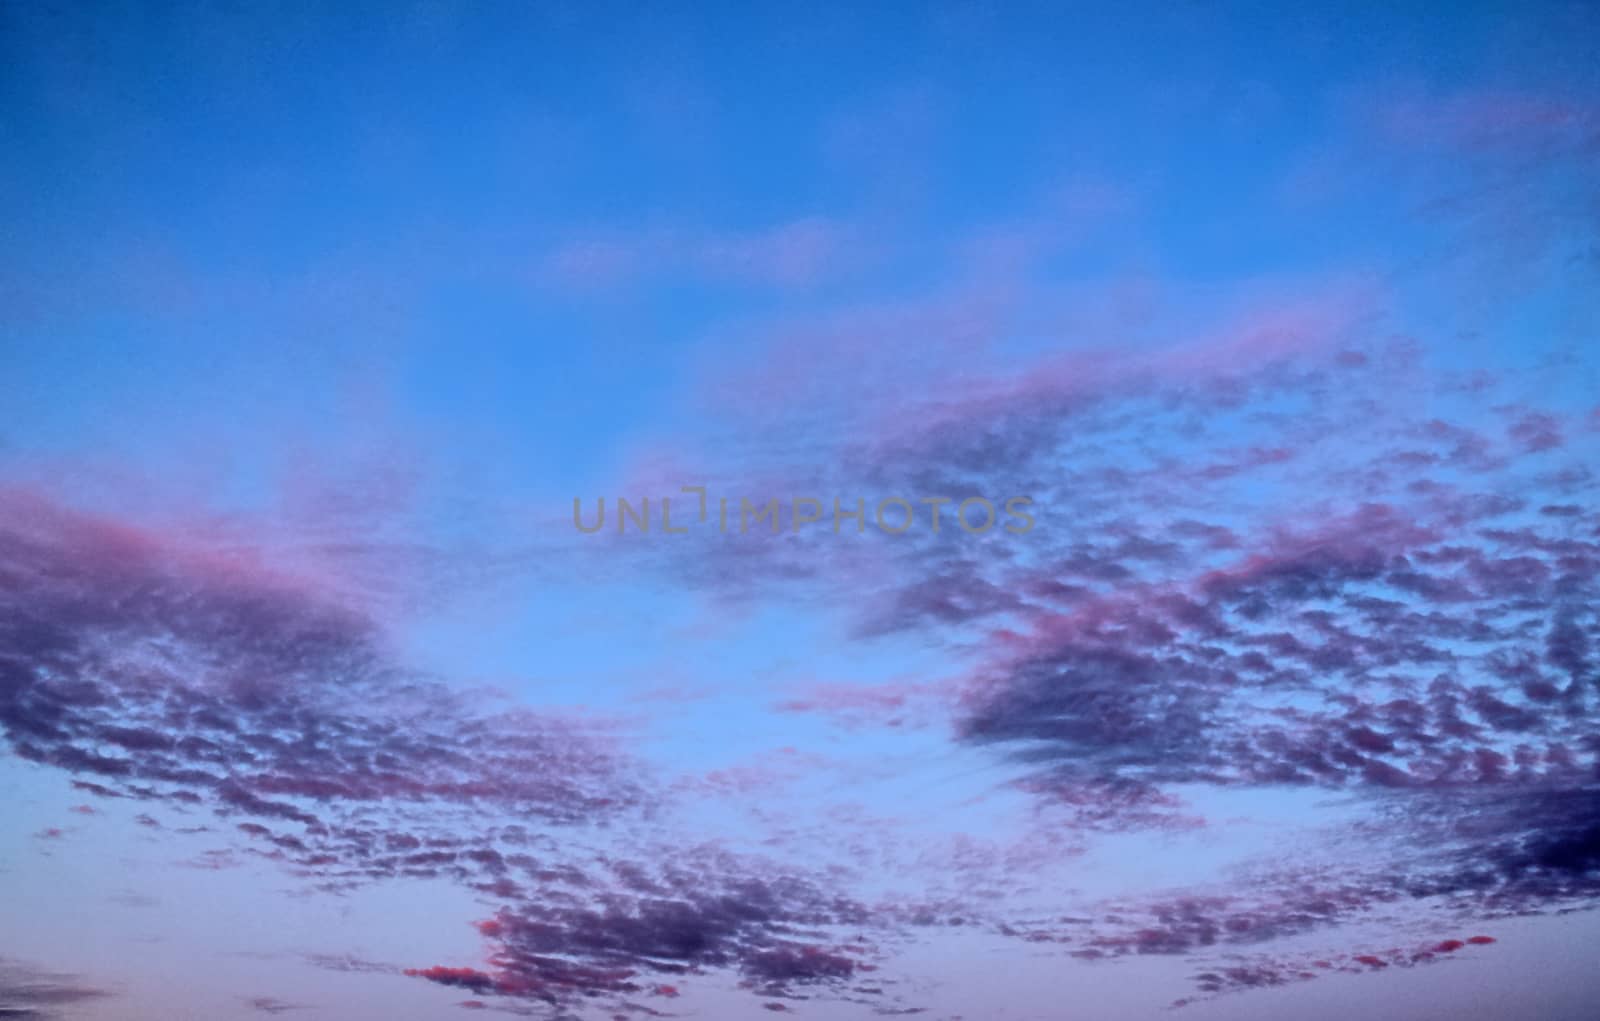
[0,491,913,1014]
[6,316,1596,1013]
[3,5,1599,1019]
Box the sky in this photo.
[2,2,1599,1019]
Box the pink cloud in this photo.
[774,681,945,730]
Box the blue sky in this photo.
[2,3,1599,1019]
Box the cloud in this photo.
[245,996,310,1014]
[0,487,922,1014]
[0,487,641,835]
[6,102,1597,1013]
[407,852,880,1007]
[561,247,1599,1005]
[1169,929,1506,1006]
[0,959,112,1019]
